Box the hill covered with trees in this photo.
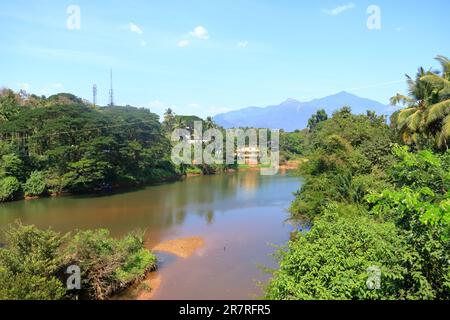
[0,90,178,202]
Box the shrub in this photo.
[0,176,21,202]
[64,229,157,300]
[265,209,435,300]
[186,166,203,175]
[391,145,450,195]
[23,171,46,197]
[0,223,158,300]
[0,154,23,179]
[0,223,67,300]
[367,187,450,298]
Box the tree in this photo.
[205,116,216,130]
[307,109,328,131]
[64,229,157,300]
[390,67,435,144]
[280,130,305,160]
[420,56,450,149]
[0,223,158,300]
[23,171,47,197]
[0,90,177,201]
[163,108,175,132]
[0,223,67,300]
[62,158,110,193]
[367,187,450,298]
[390,56,450,149]
[389,145,450,195]
[0,176,21,202]
[0,153,23,179]
[265,209,434,300]
[0,89,21,122]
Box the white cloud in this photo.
[129,22,143,35]
[237,41,249,48]
[177,39,190,48]
[324,3,355,16]
[189,26,209,40]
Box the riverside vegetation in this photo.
[0,91,236,203]
[1,55,449,300]
[0,91,177,202]
[0,91,232,300]
[0,222,156,300]
[265,55,450,300]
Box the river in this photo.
[0,170,301,300]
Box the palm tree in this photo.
[420,55,450,149]
[390,67,436,144]
[205,116,216,130]
[163,108,175,132]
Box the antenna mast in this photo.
[93,84,97,106]
[108,69,114,107]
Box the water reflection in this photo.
[0,171,301,299]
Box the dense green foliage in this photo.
[390,55,450,150]
[289,108,393,220]
[2,55,449,300]
[0,223,66,300]
[0,90,178,202]
[0,176,21,202]
[0,223,156,300]
[64,229,156,300]
[265,208,432,300]
[266,58,450,300]
[162,108,237,175]
[280,130,307,161]
[267,107,450,299]
[307,109,328,131]
[23,171,46,197]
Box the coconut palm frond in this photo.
[425,99,450,125]
[407,111,424,132]
[441,114,450,135]
[436,114,450,149]
[420,74,450,90]
[435,55,450,65]
[435,55,450,77]
[390,94,415,106]
[397,107,417,124]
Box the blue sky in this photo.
[1,0,449,118]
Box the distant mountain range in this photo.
[213,91,394,132]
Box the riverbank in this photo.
[5,172,182,204]
[237,159,305,172]
[5,161,300,205]
[1,170,300,300]
[0,223,157,300]
[115,236,206,300]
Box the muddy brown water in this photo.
[0,171,301,299]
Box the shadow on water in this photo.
[71,177,182,200]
